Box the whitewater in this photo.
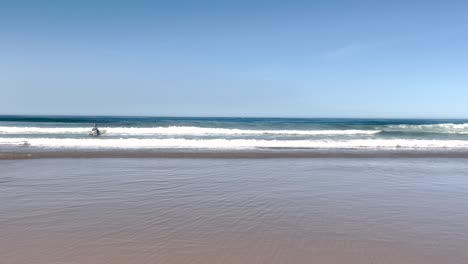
[1,116,468,151]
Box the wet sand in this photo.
[1,158,468,264]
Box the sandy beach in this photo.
[1,158,468,264]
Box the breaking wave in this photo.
[3,123,468,136]
[387,123,468,133]
[0,126,380,136]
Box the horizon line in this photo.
[0,114,468,120]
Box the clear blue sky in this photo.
[1,0,467,118]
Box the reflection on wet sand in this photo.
[1,158,468,264]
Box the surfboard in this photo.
[89,129,107,137]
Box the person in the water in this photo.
[91,124,100,136]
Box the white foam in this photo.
[0,127,88,134]
[387,123,468,133]
[2,138,468,149]
[0,126,380,136]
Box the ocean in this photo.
[1,116,468,153]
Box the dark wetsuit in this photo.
[92,127,100,135]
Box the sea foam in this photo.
[0,126,380,136]
[2,138,468,150]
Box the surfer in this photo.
[91,124,101,136]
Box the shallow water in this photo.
[1,158,468,264]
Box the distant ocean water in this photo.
[1,115,468,151]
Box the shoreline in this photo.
[2,150,468,160]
